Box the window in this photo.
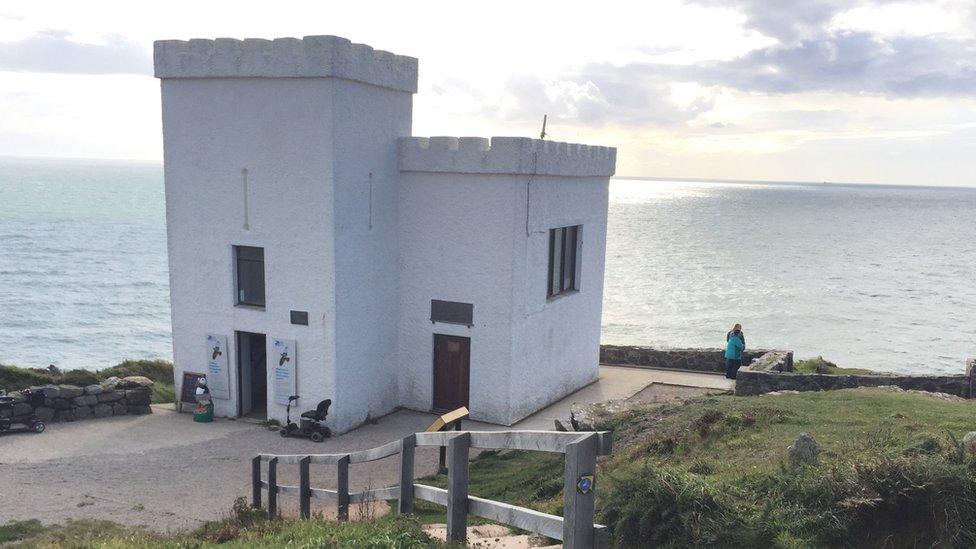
[235,246,265,307]
[548,225,581,297]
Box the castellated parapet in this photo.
[398,136,616,177]
[153,35,418,93]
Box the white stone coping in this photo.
[153,35,418,93]
[398,137,616,177]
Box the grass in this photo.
[0,360,175,404]
[0,499,449,548]
[426,388,976,547]
[793,356,877,375]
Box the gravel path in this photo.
[0,406,447,533]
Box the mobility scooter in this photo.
[0,388,46,435]
[280,395,332,442]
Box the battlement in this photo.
[398,137,616,177]
[153,35,418,93]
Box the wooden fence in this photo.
[252,429,613,548]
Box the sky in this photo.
[0,0,974,186]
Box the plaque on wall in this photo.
[430,300,474,326]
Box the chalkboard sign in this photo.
[179,371,206,412]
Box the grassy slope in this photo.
[0,360,175,404]
[793,357,876,375]
[422,388,976,548]
[0,507,447,548]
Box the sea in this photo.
[1,158,974,375]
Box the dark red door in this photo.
[433,335,470,411]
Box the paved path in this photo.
[0,366,730,532]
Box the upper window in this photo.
[548,225,581,298]
[235,246,265,307]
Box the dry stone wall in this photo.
[736,359,973,398]
[599,345,784,374]
[0,377,153,424]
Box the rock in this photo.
[788,433,820,465]
[11,402,32,417]
[128,405,152,415]
[31,385,61,398]
[84,384,103,396]
[92,403,113,418]
[74,405,92,420]
[97,391,124,403]
[34,406,55,422]
[100,376,121,390]
[59,385,85,399]
[125,389,151,406]
[0,408,10,419]
[112,402,127,416]
[553,419,569,432]
[963,432,976,455]
[73,395,98,406]
[120,376,154,388]
[52,398,72,410]
[55,409,75,422]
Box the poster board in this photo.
[272,338,297,406]
[205,334,231,400]
[179,371,206,412]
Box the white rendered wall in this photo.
[330,79,413,433]
[397,173,520,424]
[161,78,338,422]
[509,176,609,421]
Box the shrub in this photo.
[60,369,100,387]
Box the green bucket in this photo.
[193,402,214,423]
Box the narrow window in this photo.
[235,246,265,307]
[547,225,581,298]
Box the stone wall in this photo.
[0,377,153,424]
[599,345,787,374]
[736,361,973,398]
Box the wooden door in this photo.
[433,334,470,411]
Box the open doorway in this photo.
[237,331,267,418]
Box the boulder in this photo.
[59,385,85,399]
[100,376,121,390]
[55,409,75,422]
[97,391,124,403]
[74,405,92,420]
[788,433,820,465]
[34,406,55,422]
[963,432,976,456]
[52,398,72,410]
[125,389,151,406]
[11,402,32,417]
[92,403,113,418]
[84,384,104,396]
[120,376,154,388]
[112,402,127,416]
[30,385,60,398]
[129,405,152,415]
[73,395,98,407]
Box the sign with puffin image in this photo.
[272,338,297,406]
[205,334,230,399]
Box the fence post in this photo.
[299,456,311,520]
[337,454,350,521]
[446,433,471,543]
[267,457,279,519]
[563,433,598,549]
[251,456,262,510]
[398,434,416,515]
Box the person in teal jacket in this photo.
[725,323,745,379]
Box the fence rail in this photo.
[252,429,612,548]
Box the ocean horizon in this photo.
[1,157,973,374]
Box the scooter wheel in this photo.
[279,428,289,438]
[310,431,325,443]
[31,421,45,433]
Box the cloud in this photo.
[490,72,715,128]
[668,30,976,97]
[0,30,151,74]
[691,0,850,43]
